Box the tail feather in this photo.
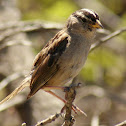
[0,77,30,105]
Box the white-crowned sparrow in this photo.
[0,9,103,106]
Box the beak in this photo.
[92,19,103,29]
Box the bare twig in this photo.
[90,27,126,52]
[21,123,26,126]
[0,21,63,31]
[115,120,126,126]
[0,95,26,112]
[0,71,28,91]
[35,113,60,126]
[0,40,32,50]
[91,114,99,126]
[33,86,77,126]
[0,29,21,42]
[62,86,76,126]
[0,21,63,43]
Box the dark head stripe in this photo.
[72,9,99,23]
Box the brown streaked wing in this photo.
[28,31,69,98]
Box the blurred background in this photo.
[0,0,126,126]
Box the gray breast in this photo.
[59,34,92,79]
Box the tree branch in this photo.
[0,71,28,91]
[21,123,26,126]
[0,40,32,50]
[61,86,76,126]
[115,120,126,126]
[0,21,63,43]
[90,27,126,52]
[34,113,60,126]
[0,21,63,31]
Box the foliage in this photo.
[18,0,78,22]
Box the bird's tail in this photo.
[0,77,30,105]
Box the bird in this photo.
[0,9,103,110]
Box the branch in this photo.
[0,71,28,91]
[21,123,26,126]
[0,29,21,42]
[0,21,63,31]
[90,27,126,52]
[0,21,62,42]
[91,114,99,126]
[0,95,26,112]
[62,86,76,126]
[34,113,60,126]
[0,21,63,43]
[115,120,126,126]
[33,86,77,126]
[0,40,32,50]
[34,86,76,126]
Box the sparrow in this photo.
[0,9,103,109]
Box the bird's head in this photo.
[66,8,103,35]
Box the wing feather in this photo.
[28,30,69,98]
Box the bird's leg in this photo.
[42,83,81,91]
[45,90,77,114]
[45,90,86,116]
[45,90,66,103]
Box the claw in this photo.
[45,90,87,116]
[72,104,87,116]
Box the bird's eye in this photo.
[91,17,96,22]
[89,15,96,22]
[85,13,96,22]
[81,18,86,22]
